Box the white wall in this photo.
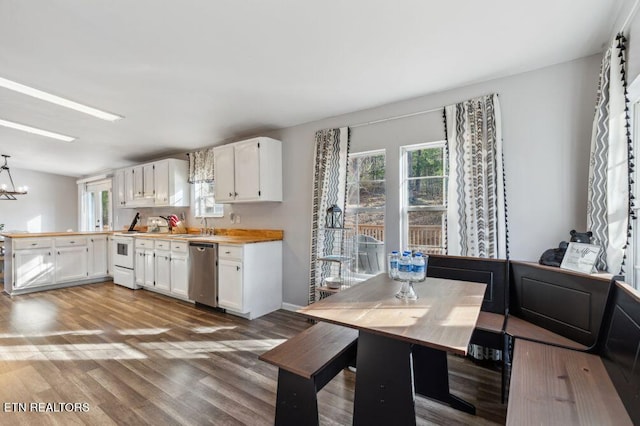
[254,54,599,307]
[0,168,77,232]
[113,55,600,307]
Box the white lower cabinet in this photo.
[155,249,171,292]
[88,236,108,277]
[5,234,116,295]
[144,248,155,287]
[170,241,189,299]
[133,238,190,300]
[56,246,89,283]
[218,258,243,312]
[217,241,282,319]
[13,248,55,289]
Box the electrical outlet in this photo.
[236,215,241,224]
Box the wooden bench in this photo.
[259,321,358,426]
[427,254,509,402]
[507,262,613,352]
[506,280,640,425]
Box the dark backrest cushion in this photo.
[426,255,507,314]
[509,262,612,350]
[601,281,640,424]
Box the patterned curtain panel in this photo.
[308,127,350,304]
[187,148,215,183]
[587,34,633,274]
[444,94,508,259]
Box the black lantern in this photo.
[325,204,343,229]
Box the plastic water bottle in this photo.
[398,251,412,280]
[388,251,399,279]
[411,253,426,281]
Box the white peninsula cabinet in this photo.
[213,137,282,203]
[3,233,111,295]
[217,241,282,320]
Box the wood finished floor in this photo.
[0,281,507,425]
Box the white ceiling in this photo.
[0,0,630,177]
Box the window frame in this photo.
[192,181,224,218]
[400,140,448,254]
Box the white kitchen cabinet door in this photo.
[233,140,261,201]
[212,137,282,203]
[155,250,171,291]
[144,249,155,287]
[213,144,236,202]
[132,165,144,199]
[170,254,189,298]
[125,168,135,204]
[56,246,88,283]
[88,236,108,277]
[218,258,244,312]
[135,249,146,287]
[154,160,169,205]
[115,169,126,207]
[13,248,55,289]
[143,164,155,198]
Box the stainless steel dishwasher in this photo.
[189,242,218,308]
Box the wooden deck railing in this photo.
[356,224,444,254]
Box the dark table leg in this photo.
[353,331,416,426]
[412,345,476,414]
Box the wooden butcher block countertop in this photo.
[119,228,284,245]
[1,231,113,238]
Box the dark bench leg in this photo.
[413,345,476,415]
[274,369,319,426]
[353,331,416,426]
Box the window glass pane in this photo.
[407,211,445,254]
[354,212,385,242]
[194,182,223,217]
[407,147,444,178]
[359,181,385,208]
[408,178,445,206]
[347,156,359,183]
[359,154,385,181]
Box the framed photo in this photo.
[560,242,601,274]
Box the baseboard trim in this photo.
[281,302,304,312]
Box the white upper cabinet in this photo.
[213,137,282,203]
[115,159,189,208]
[154,159,189,207]
[213,144,236,202]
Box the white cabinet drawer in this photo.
[14,238,53,250]
[56,237,88,247]
[170,241,188,253]
[219,244,243,260]
[135,238,154,249]
[154,240,171,251]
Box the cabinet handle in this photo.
[31,243,37,246]
[236,266,240,271]
[234,192,238,197]
[229,192,233,197]
[48,252,51,256]
[225,251,231,254]
[57,251,60,255]
[70,241,75,244]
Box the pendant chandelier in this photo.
[0,155,28,200]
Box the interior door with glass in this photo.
[82,180,113,232]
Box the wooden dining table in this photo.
[298,273,487,426]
